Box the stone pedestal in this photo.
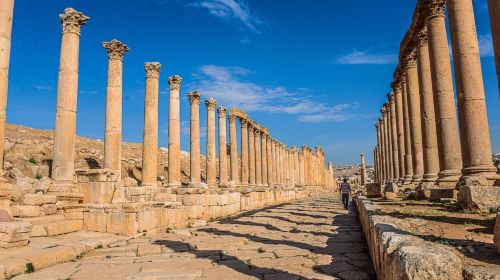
[50,8,89,201]
[218,106,228,186]
[167,76,182,187]
[0,0,14,177]
[141,62,160,187]
[425,0,462,186]
[103,40,128,180]
[205,98,217,187]
[448,0,499,185]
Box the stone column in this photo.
[374,147,379,184]
[299,151,305,186]
[393,82,406,182]
[205,98,217,187]
[294,148,300,186]
[218,106,228,186]
[388,93,400,180]
[448,0,499,184]
[360,153,367,185]
[266,135,272,186]
[425,0,462,185]
[50,8,89,195]
[255,130,262,186]
[141,62,161,187]
[188,91,202,187]
[270,139,276,185]
[248,125,256,186]
[103,40,128,179]
[228,111,239,185]
[380,108,389,181]
[416,30,440,183]
[489,0,500,96]
[167,75,182,187]
[376,122,384,182]
[240,118,249,186]
[0,0,14,175]
[401,76,414,184]
[261,133,268,186]
[405,52,424,184]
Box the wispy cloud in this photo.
[478,34,494,57]
[34,85,53,91]
[180,120,207,138]
[334,49,397,65]
[191,65,364,123]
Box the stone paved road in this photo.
[14,196,375,280]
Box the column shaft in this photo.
[188,91,201,184]
[0,0,14,174]
[416,31,440,182]
[229,113,239,184]
[394,84,406,181]
[255,130,262,186]
[205,98,217,187]
[141,62,160,186]
[388,94,400,180]
[240,119,249,186]
[168,76,182,187]
[405,53,424,183]
[402,78,414,183]
[426,2,462,185]
[448,0,498,183]
[266,136,272,186]
[218,107,228,185]
[361,154,367,185]
[248,126,255,186]
[261,134,268,185]
[489,0,500,96]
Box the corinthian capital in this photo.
[188,91,201,105]
[240,118,248,126]
[103,39,129,61]
[416,29,428,47]
[217,106,227,116]
[60,8,89,35]
[404,51,417,68]
[168,75,182,90]
[144,62,161,78]
[205,98,217,110]
[425,0,446,17]
[387,92,395,103]
[228,112,237,123]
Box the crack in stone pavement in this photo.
[13,196,375,280]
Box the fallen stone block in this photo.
[458,183,500,212]
[0,221,32,248]
[385,192,397,200]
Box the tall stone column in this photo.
[228,112,239,185]
[405,52,424,183]
[141,62,161,187]
[266,135,272,186]
[489,0,500,96]
[218,106,228,186]
[188,91,202,186]
[270,139,276,185]
[393,82,406,182]
[360,153,367,185]
[103,40,128,179]
[299,151,305,186]
[380,108,389,181]
[425,0,462,185]
[205,98,217,187]
[374,147,379,184]
[50,8,89,196]
[168,75,182,187]
[388,93,399,180]
[401,76,414,184]
[0,0,14,175]
[447,0,499,184]
[255,130,262,186]
[416,30,440,183]
[294,148,300,186]
[376,122,384,182]
[261,133,268,186]
[386,103,395,180]
[240,118,249,186]
[248,125,256,186]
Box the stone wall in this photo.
[355,196,464,280]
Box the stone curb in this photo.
[354,196,464,280]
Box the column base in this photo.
[461,164,500,186]
[437,169,461,187]
[411,175,423,184]
[457,177,500,212]
[167,182,182,188]
[402,175,413,185]
[422,173,439,183]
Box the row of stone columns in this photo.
[374,0,500,209]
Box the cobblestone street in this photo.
[13,196,374,280]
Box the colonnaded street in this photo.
[10,196,374,280]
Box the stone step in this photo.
[21,215,83,237]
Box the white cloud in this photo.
[180,120,207,138]
[34,85,53,91]
[478,34,494,57]
[192,65,360,123]
[335,50,397,65]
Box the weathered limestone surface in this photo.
[205,98,217,187]
[167,75,182,187]
[356,196,463,280]
[218,106,228,186]
[228,112,239,185]
[9,195,373,280]
[188,91,203,187]
[489,0,500,95]
[240,119,249,186]
[401,77,414,184]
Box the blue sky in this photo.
[7,0,500,165]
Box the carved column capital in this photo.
[188,91,201,105]
[144,62,161,78]
[168,75,182,90]
[387,92,395,103]
[60,8,89,35]
[404,51,417,69]
[425,0,446,17]
[240,118,248,126]
[103,39,129,61]
[217,106,227,116]
[204,98,217,110]
[415,29,428,47]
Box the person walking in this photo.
[340,178,351,210]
